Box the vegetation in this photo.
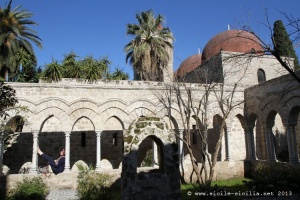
[77,166,118,200]
[0,0,42,81]
[181,178,250,200]
[273,20,299,70]
[41,52,129,83]
[156,55,248,188]
[6,177,49,200]
[124,10,173,81]
[0,82,27,152]
[42,59,62,83]
[243,162,299,193]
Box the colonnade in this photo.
[28,130,103,174]
[0,123,299,175]
[262,125,299,163]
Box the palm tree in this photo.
[82,56,112,83]
[110,67,129,80]
[82,56,102,83]
[124,10,173,81]
[0,0,42,80]
[42,59,62,83]
[10,46,36,81]
[62,51,82,79]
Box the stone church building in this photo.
[1,29,300,195]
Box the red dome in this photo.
[202,30,264,61]
[175,54,202,78]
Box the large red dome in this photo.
[202,30,264,61]
[175,54,202,78]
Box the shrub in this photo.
[244,162,298,193]
[77,169,114,200]
[7,176,49,200]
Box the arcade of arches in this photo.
[1,70,300,177]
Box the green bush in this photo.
[244,162,298,193]
[7,177,49,200]
[77,170,114,200]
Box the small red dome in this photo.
[175,54,202,78]
[202,30,264,61]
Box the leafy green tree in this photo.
[0,82,18,119]
[42,59,62,83]
[124,10,173,81]
[11,65,41,83]
[273,20,299,70]
[0,0,42,80]
[0,82,27,154]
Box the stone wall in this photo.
[122,117,181,200]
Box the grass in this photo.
[181,178,251,199]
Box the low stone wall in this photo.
[0,170,122,197]
[1,161,248,194]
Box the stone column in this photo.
[95,130,102,171]
[225,127,231,161]
[266,127,276,161]
[286,125,299,163]
[247,126,257,160]
[152,141,158,167]
[64,131,71,173]
[291,126,299,163]
[263,127,270,160]
[178,129,184,164]
[0,131,4,176]
[30,131,39,174]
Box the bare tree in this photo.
[155,54,249,187]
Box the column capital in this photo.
[32,130,39,136]
[64,131,71,137]
[95,130,102,137]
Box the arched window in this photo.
[257,68,266,83]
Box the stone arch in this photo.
[247,113,266,160]
[70,116,96,168]
[31,107,70,131]
[229,114,246,160]
[162,115,179,131]
[288,106,300,162]
[69,108,97,130]
[104,115,125,130]
[100,107,128,129]
[260,96,285,124]
[2,114,31,173]
[71,116,95,131]
[122,116,180,200]
[208,114,225,161]
[102,115,124,169]
[245,96,262,118]
[266,110,286,162]
[126,107,157,125]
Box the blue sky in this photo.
[8,0,300,79]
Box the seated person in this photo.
[37,147,65,175]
